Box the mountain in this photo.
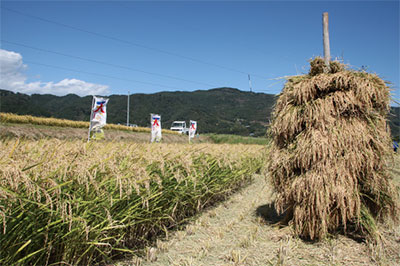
[388,106,400,141]
[0,88,276,136]
[0,88,399,139]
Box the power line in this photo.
[3,7,270,80]
[2,40,216,87]
[27,59,279,94]
[24,60,186,90]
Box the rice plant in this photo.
[0,139,265,265]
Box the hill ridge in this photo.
[1,88,398,139]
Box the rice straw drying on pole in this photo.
[267,57,399,240]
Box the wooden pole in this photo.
[323,12,331,71]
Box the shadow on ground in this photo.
[256,203,368,243]
[255,202,286,224]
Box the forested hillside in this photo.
[0,88,275,136]
[1,88,398,138]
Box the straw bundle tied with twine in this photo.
[268,57,399,241]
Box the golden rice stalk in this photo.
[267,57,399,240]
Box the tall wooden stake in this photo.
[323,12,331,71]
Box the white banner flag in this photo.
[151,114,162,143]
[189,120,197,140]
[90,96,109,130]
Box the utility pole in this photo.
[0,91,2,124]
[127,91,130,126]
[323,12,331,72]
[248,74,252,92]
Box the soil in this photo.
[0,123,207,143]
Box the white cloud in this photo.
[0,49,109,96]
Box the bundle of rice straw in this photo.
[268,57,399,240]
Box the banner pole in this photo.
[150,113,153,143]
[159,115,162,143]
[87,96,95,142]
[188,121,191,143]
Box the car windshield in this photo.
[171,122,184,127]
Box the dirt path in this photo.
[119,171,400,266]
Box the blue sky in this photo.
[1,1,399,104]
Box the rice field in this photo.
[206,133,271,145]
[0,112,179,135]
[0,138,265,265]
